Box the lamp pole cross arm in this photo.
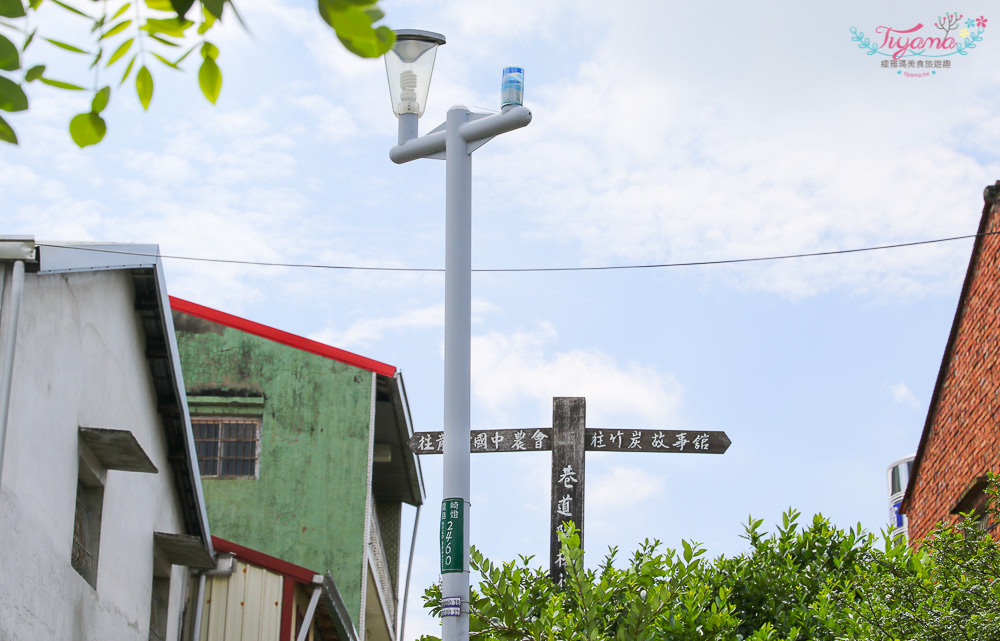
[390,104,532,164]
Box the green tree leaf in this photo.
[107,38,133,65]
[22,28,35,51]
[38,76,85,90]
[197,55,220,103]
[136,64,152,109]
[201,0,223,20]
[91,85,110,112]
[24,64,44,81]
[200,41,218,59]
[0,33,19,70]
[0,113,16,143]
[0,74,28,111]
[43,38,89,54]
[110,2,131,20]
[174,42,197,65]
[69,111,106,147]
[119,54,136,85]
[317,0,394,58]
[0,0,25,18]
[151,51,180,69]
[100,18,132,40]
[49,0,92,19]
[141,17,193,37]
[148,34,180,47]
[169,0,193,18]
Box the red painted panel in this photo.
[281,576,295,641]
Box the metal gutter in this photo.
[0,237,34,485]
[399,503,421,641]
[394,371,426,505]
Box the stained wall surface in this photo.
[0,270,192,641]
[174,311,374,625]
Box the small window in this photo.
[72,478,104,588]
[148,576,170,641]
[192,417,260,478]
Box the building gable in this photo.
[901,182,1000,542]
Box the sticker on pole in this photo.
[441,596,462,617]
[440,498,464,574]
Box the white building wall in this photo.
[0,270,194,640]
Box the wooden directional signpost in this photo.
[408,397,731,584]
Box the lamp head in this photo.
[384,29,446,117]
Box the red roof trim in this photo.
[211,536,317,584]
[170,297,396,377]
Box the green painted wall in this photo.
[174,313,373,626]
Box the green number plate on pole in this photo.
[440,498,464,573]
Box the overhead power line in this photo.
[37,231,990,274]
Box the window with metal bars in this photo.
[192,417,260,478]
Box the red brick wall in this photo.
[904,195,1000,544]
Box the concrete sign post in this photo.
[409,397,731,582]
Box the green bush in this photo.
[419,475,1000,641]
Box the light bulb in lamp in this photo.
[384,29,446,117]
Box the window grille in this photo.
[192,418,260,478]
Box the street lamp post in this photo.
[384,30,532,641]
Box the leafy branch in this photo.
[0,0,394,146]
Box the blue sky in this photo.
[4,0,1000,638]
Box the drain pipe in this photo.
[398,503,421,641]
[190,573,207,641]
[0,257,27,486]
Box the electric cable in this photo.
[36,231,992,274]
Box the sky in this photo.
[4,0,1000,638]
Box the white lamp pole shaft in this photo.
[389,101,530,641]
[442,105,472,641]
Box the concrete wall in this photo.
[905,195,1000,543]
[173,313,374,626]
[0,270,193,641]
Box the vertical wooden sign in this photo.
[549,397,586,584]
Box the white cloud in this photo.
[588,465,665,515]
[465,1,998,300]
[312,304,444,348]
[890,381,921,408]
[471,323,683,425]
[310,299,505,349]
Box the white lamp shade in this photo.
[384,29,446,117]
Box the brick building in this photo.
[899,181,1000,543]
